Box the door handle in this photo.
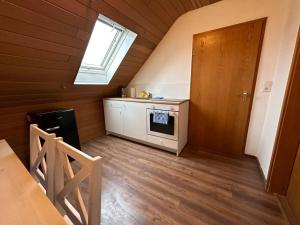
[46,126,60,132]
[241,91,249,102]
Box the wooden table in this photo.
[0,139,67,225]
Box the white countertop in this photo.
[104,97,189,105]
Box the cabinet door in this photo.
[123,102,147,140]
[104,101,124,134]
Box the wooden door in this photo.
[189,19,266,155]
[287,144,300,224]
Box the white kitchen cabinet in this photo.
[103,101,124,134]
[123,101,147,140]
[103,98,189,156]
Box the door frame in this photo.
[267,26,300,195]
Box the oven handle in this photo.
[148,110,178,117]
[148,109,178,113]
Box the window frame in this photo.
[74,15,137,85]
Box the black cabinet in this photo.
[27,109,81,150]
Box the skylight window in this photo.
[74,15,137,85]
[81,20,119,68]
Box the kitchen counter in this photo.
[104,97,189,105]
[103,98,189,156]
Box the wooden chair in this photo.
[54,139,102,225]
[29,124,57,202]
[30,124,102,225]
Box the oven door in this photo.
[146,109,178,141]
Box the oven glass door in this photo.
[147,109,178,140]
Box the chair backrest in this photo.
[30,124,102,225]
[30,124,56,201]
[54,140,102,225]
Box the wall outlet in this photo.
[263,81,273,92]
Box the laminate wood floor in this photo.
[80,136,288,225]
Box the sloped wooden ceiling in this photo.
[0,0,221,105]
[0,0,221,164]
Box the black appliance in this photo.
[149,113,175,135]
[27,109,81,150]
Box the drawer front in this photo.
[103,100,124,108]
[146,135,178,150]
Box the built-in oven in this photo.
[146,108,178,141]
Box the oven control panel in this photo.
[147,104,179,112]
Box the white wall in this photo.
[256,0,300,176]
[128,0,300,177]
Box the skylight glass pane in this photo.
[82,19,118,68]
[75,14,137,85]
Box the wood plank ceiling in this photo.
[0,0,221,106]
[0,0,221,164]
